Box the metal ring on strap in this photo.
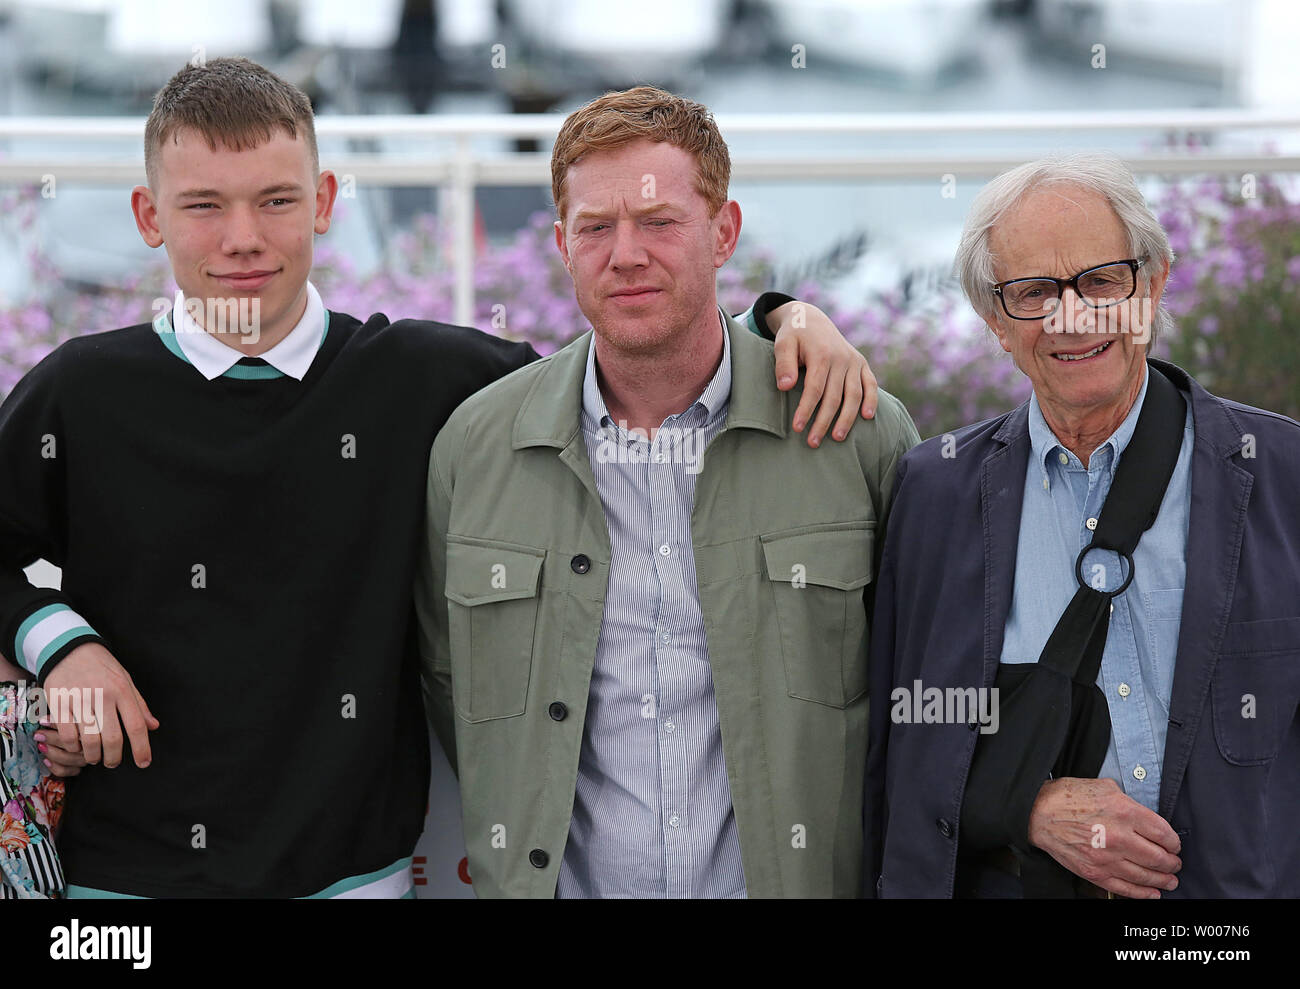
[1074,544,1135,598]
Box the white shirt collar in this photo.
[171,281,326,381]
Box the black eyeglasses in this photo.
[991,258,1147,320]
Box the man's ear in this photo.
[712,200,742,268]
[314,170,339,235]
[984,312,1013,354]
[1144,256,1171,310]
[553,220,573,275]
[131,185,164,248]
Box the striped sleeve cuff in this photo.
[742,291,798,342]
[15,603,102,680]
[735,304,761,338]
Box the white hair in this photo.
[954,152,1175,346]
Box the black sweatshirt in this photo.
[0,310,536,896]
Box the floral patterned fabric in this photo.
[1,681,66,898]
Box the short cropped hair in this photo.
[551,86,731,223]
[144,56,318,188]
[954,152,1175,345]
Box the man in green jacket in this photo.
[415,86,920,898]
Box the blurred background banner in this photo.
[2,0,1298,896]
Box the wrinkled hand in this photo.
[768,300,878,447]
[1028,777,1181,898]
[42,642,159,769]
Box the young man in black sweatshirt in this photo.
[2,57,876,897]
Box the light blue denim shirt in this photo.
[557,314,745,898]
[999,366,1195,810]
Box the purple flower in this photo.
[2,178,1296,434]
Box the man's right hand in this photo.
[41,642,159,769]
[1028,777,1182,899]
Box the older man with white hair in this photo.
[865,152,1300,898]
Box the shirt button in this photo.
[1058,452,1069,465]
[1086,517,1098,530]
[570,554,591,574]
[548,701,567,721]
[668,815,680,828]
[664,720,675,734]
[654,452,667,463]
[1118,683,1131,698]
[528,848,549,868]
[658,544,671,557]
[936,818,954,839]
[1133,765,1147,781]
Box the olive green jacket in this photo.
[415,314,920,898]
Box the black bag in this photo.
[959,364,1186,898]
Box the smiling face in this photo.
[553,138,740,356]
[984,183,1168,427]
[131,127,337,349]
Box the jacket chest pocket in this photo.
[761,522,875,708]
[1211,617,1300,766]
[444,537,545,723]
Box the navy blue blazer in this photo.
[866,359,1300,897]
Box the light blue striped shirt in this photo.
[1000,367,1195,810]
[557,314,746,898]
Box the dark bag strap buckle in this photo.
[1074,545,1135,598]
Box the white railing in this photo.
[3,109,1299,324]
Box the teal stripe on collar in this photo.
[152,311,190,365]
[219,309,331,380]
[222,361,284,380]
[151,308,332,381]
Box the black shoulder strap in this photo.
[1040,363,1186,683]
[1090,365,1187,558]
